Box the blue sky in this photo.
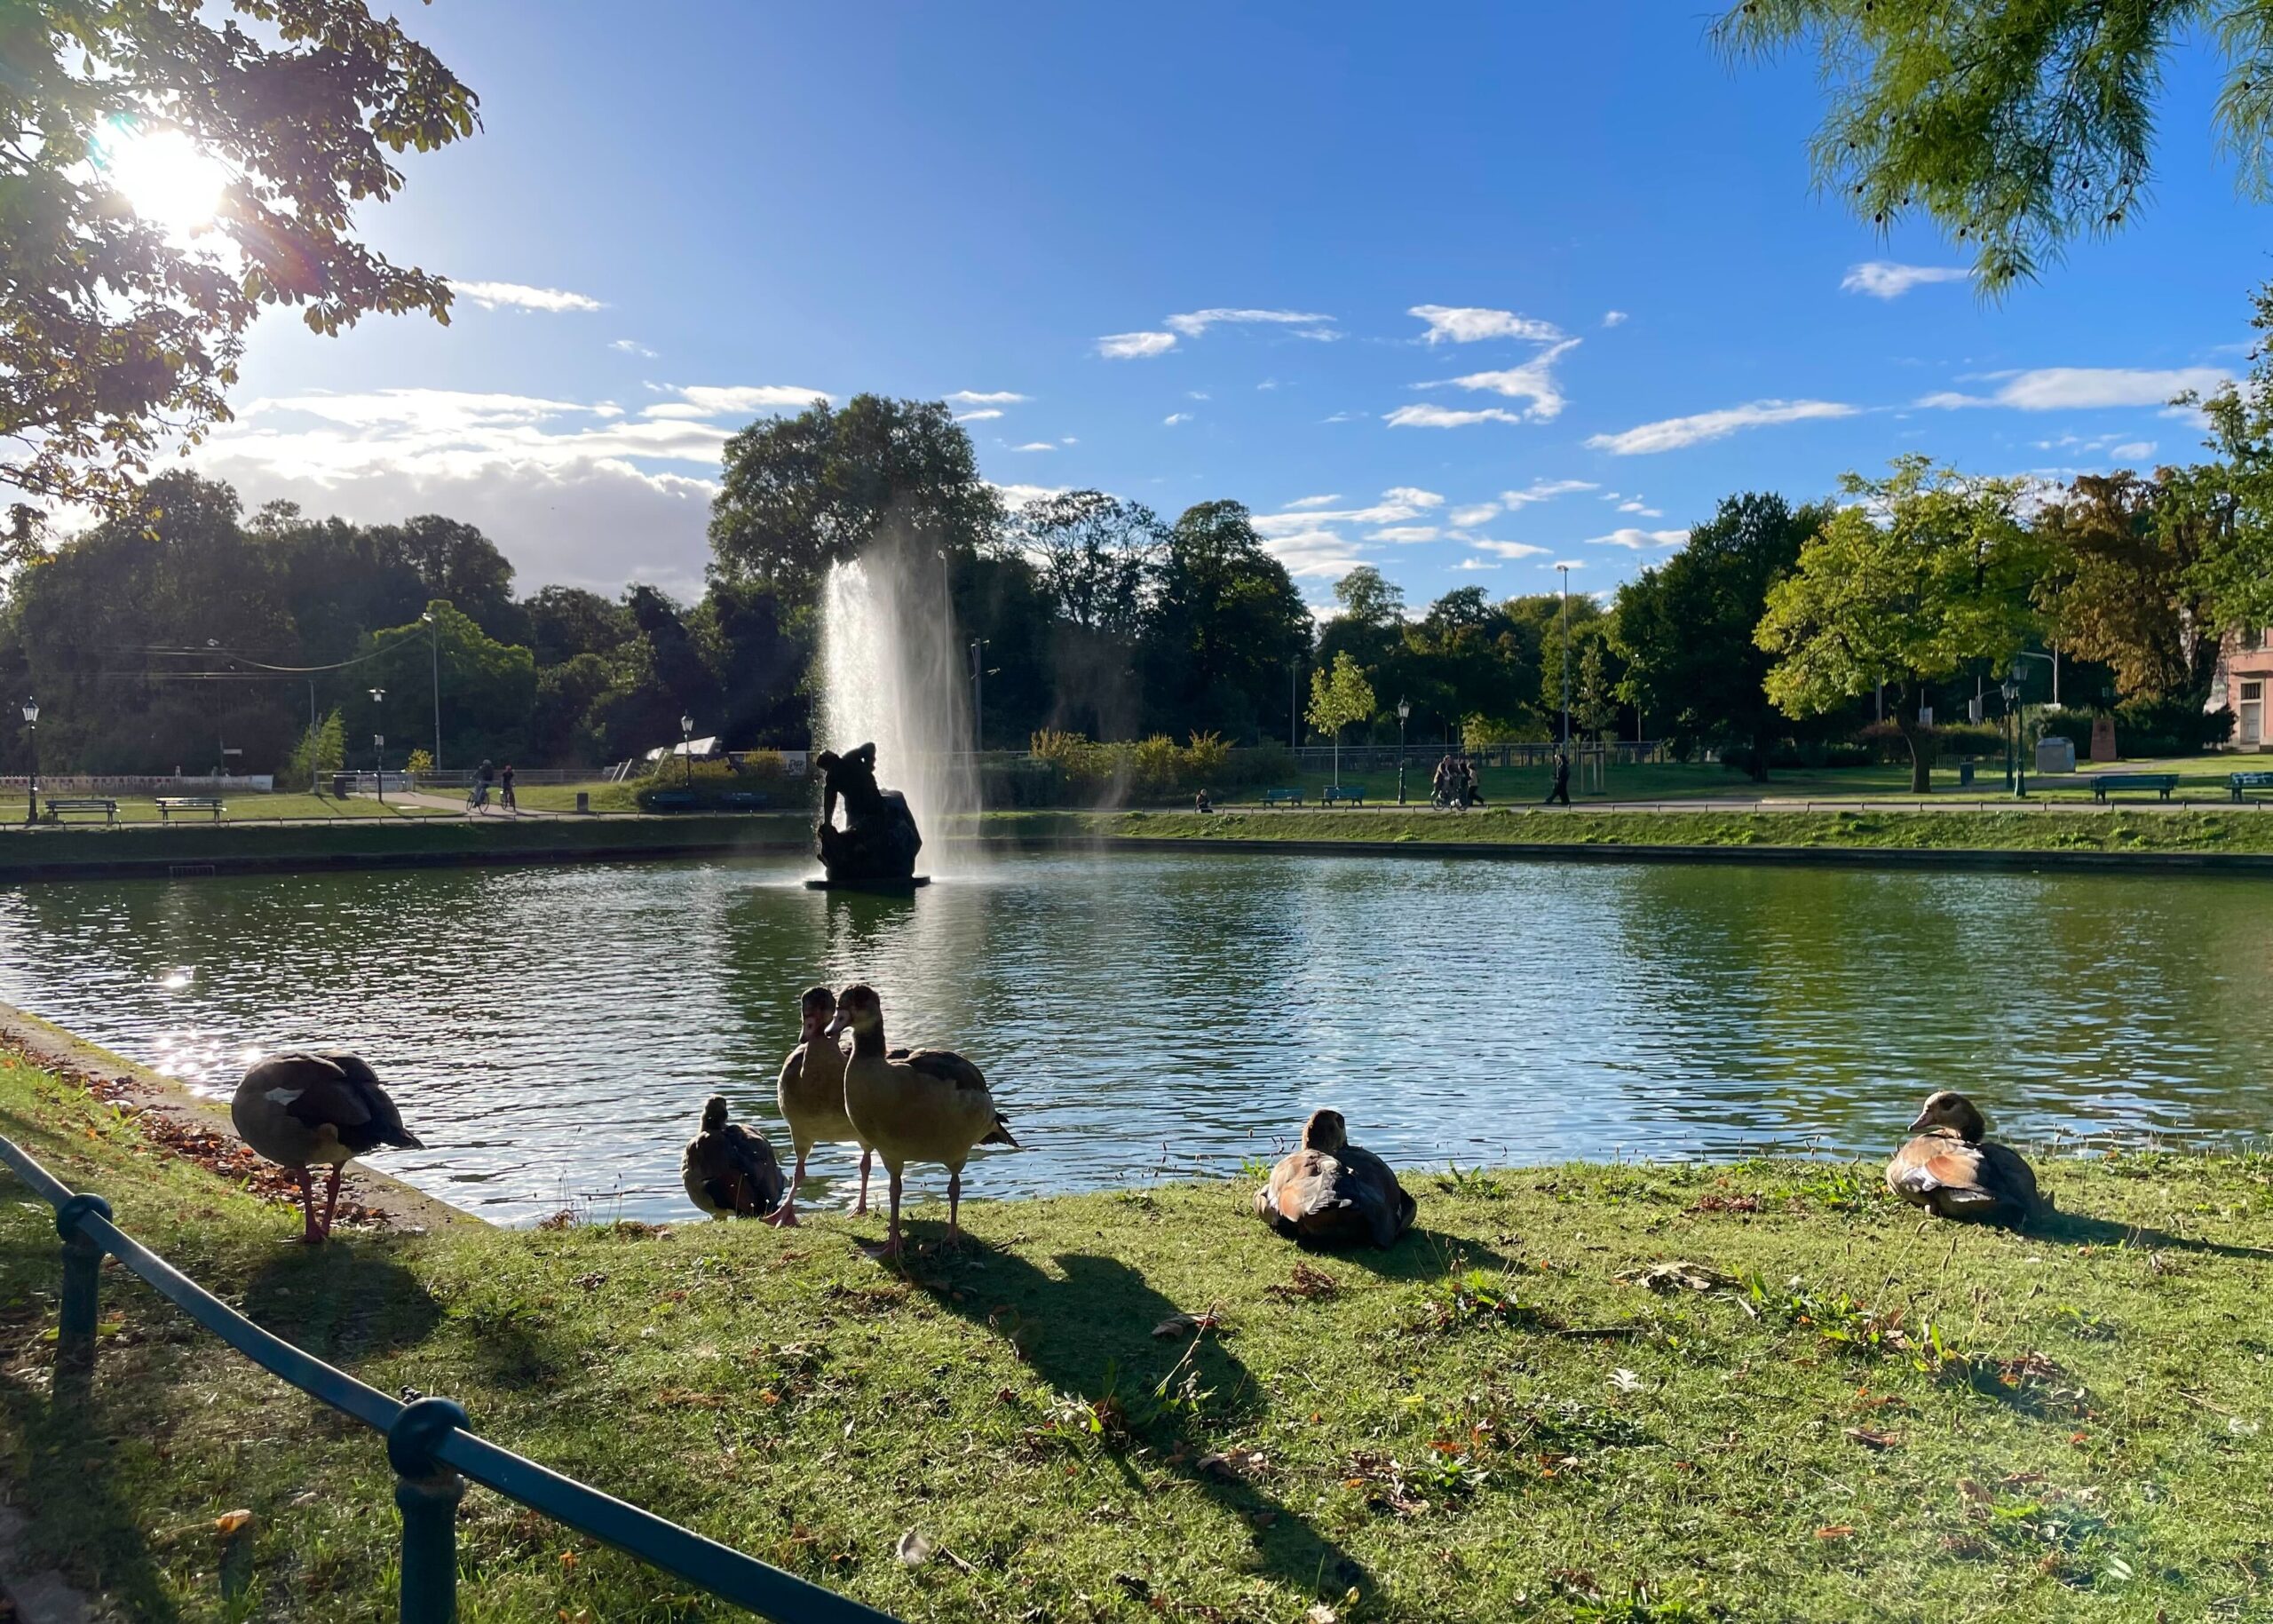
[193,3,2263,607]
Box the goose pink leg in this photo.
[768,1153,806,1226]
[854,1149,872,1216]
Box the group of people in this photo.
[1431,753,1485,810]
[466,759,518,814]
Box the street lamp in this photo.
[20,698,36,825]
[968,638,991,750]
[2001,665,2024,799]
[1396,695,1411,804]
[679,715,694,789]
[1556,564,1572,753]
[369,688,386,804]
[421,609,442,772]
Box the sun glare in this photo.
[91,120,231,242]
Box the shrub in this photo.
[2040,698,2234,759]
[634,753,798,810]
[1024,731,1246,804]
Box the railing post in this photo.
[54,1193,111,1402]
[389,1396,469,1623]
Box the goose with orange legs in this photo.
[231,1051,424,1243]
[770,985,872,1226]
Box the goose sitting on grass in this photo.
[772,984,871,1226]
[231,1051,424,1244]
[829,983,1017,1256]
[1887,1090,2044,1226]
[682,1095,787,1218]
[1255,1108,1415,1248]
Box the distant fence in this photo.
[0,774,275,793]
[0,1130,899,1623]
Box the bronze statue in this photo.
[812,742,923,885]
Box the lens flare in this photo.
[91,119,231,242]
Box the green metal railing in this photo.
[1,1131,898,1623]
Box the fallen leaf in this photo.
[215,1509,254,1538]
[1608,1368,1644,1393]
[1198,1448,1267,1482]
[1152,1310,1226,1338]
[896,1530,937,1568]
[1814,1525,1854,1541]
[1248,1510,1278,1528]
[1957,1478,1992,1505]
[1617,1260,1737,1294]
[1842,1427,1901,1451]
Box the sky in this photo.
[185,3,2266,610]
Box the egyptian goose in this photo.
[1887,1090,2043,1225]
[770,985,871,1226]
[231,1051,424,1243]
[1255,1108,1415,1248]
[682,1095,787,1218]
[828,983,1017,1256]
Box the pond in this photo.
[1,851,2266,1223]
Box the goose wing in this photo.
[899,1048,987,1091]
[316,1050,424,1151]
[693,1123,784,1215]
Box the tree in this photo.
[1614,492,1830,777]
[368,600,535,766]
[370,516,518,637]
[2,0,479,505]
[524,585,634,668]
[1305,650,1375,786]
[708,395,1002,598]
[1715,1,2273,292]
[2034,470,2237,701]
[1332,566,1406,629]
[286,708,346,794]
[2189,281,2273,632]
[1758,458,2041,792]
[1139,501,1311,741]
[1576,638,1619,743]
[1018,490,1163,637]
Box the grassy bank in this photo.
[4,1050,2270,1621]
[992,805,2273,859]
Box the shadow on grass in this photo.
[1297,1227,1518,1281]
[0,1371,181,1622]
[2027,1208,2273,1262]
[905,1237,1374,1606]
[240,1240,444,1363]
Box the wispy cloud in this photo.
[1501,478,1598,507]
[1281,494,1341,510]
[1473,539,1551,559]
[1098,330,1177,360]
[1601,310,1629,328]
[660,384,832,417]
[1382,486,1445,508]
[1450,502,1500,527]
[1615,499,1663,516]
[609,338,657,357]
[1369,526,1439,543]
[1162,412,1192,426]
[2110,440,2157,459]
[1587,527,1690,550]
[946,390,1029,407]
[1255,527,1367,579]
[451,279,605,313]
[1407,305,1564,345]
[1011,441,1057,452]
[1384,403,1525,429]
[954,409,1003,423]
[1166,307,1338,340]
[1587,399,1857,455]
[1916,366,2229,411]
[1842,261,1971,299]
[1451,557,1501,571]
[1414,338,1580,422]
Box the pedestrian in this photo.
[500,761,518,814]
[1464,756,1485,807]
[1194,787,1213,813]
[1543,749,1572,806]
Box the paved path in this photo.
[380,789,570,819]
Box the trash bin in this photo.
[330,772,352,798]
[1956,759,1975,788]
[574,791,590,814]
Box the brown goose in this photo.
[231,1051,424,1243]
[829,984,1017,1256]
[682,1095,787,1218]
[1887,1090,2043,1225]
[771,986,871,1227]
[1255,1108,1415,1248]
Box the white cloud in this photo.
[1186,391,1211,400]
[1256,527,1367,579]
[1281,494,1342,509]
[955,408,1003,423]
[450,279,605,313]
[1257,377,1281,391]
[665,384,833,416]
[1011,441,1057,451]
[1060,436,1079,445]
[1254,498,1430,536]
[1616,499,1663,516]
[1407,305,1565,345]
[1451,556,1501,571]
[1384,403,1525,428]
[1472,539,1551,559]
[1916,366,2229,411]
[1369,526,1439,543]
[1842,261,1972,299]
[1549,558,1586,571]
[1450,502,1500,527]
[946,391,1029,406]
[1501,478,1598,507]
[1322,410,1358,423]
[1601,310,1628,328]
[1382,486,1445,508]
[1161,412,1192,427]
[1165,307,1338,340]
[1098,330,1177,360]
[609,338,657,357]
[991,481,1068,511]
[2110,440,2157,459]
[1415,338,1580,422]
[1587,527,1690,550]
[1587,399,1857,455]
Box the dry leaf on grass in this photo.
[215,1509,255,1538]
[896,1530,936,1567]
[1152,1310,1226,1338]
[1814,1525,1855,1541]
[1198,1447,1267,1482]
[1843,1427,1901,1451]
[1617,1260,1738,1293]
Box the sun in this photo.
[91,118,232,242]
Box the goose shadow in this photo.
[0,1370,181,1621]
[907,1240,1375,1606]
[239,1240,445,1362]
[2020,1208,2273,1262]
[1287,1226,1519,1281]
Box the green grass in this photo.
[510,780,644,813]
[27,792,458,825]
[996,804,2273,856]
[6,1050,2273,1620]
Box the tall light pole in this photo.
[1290,662,1298,750]
[1556,565,1572,752]
[422,609,442,772]
[369,687,386,804]
[20,697,36,824]
[2005,661,2027,798]
[679,715,694,789]
[967,638,990,750]
[1396,695,1411,805]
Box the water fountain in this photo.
[814,541,981,883]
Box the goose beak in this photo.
[1906,1111,1931,1132]
[823,1010,852,1037]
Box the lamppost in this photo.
[679,715,694,789]
[20,697,36,825]
[1395,695,1411,804]
[2001,668,2024,798]
[1556,565,1572,752]
[369,687,385,805]
[422,609,442,772]
[968,638,990,750]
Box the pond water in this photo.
[1,851,2267,1223]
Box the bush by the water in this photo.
[2041,697,2235,759]
[632,753,800,810]
[1020,731,1263,804]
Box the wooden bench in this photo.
[44,796,118,824]
[2231,770,2273,804]
[718,791,770,811]
[1322,785,1365,805]
[2089,772,2179,802]
[645,789,698,811]
[1261,787,1303,807]
[155,796,224,822]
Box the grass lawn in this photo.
[4,1048,2271,1621]
[510,780,645,813]
[27,792,456,826]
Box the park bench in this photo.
[2089,772,2179,803]
[1322,785,1365,805]
[645,789,698,811]
[2231,770,2273,804]
[44,796,118,824]
[1262,787,1303,806]
[154,796,225,822]
[718,791,770,811]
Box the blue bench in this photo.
[718,791,770,811]
[155,796,225,822]
[2089,772,2179,802]
[645,789,698,811]
[1322,785,1365,805]
[1262,787,1303,806]
[2231,771,2273,804]
[44,797,117,823]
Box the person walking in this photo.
[1543,749,1572,806]
[500,761,518,814]
[1463,756,1485,807]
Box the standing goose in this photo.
[231,1051,424,1244]
[1887,1090,2043,1225]
[829,983,1017,1256]
[682,1095,788,1218]
[771,985,871,1226]
[1255,1108,1415,1248]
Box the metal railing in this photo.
[0,1131,897,1623]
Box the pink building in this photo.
[2212,627,2272,750]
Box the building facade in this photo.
[2211,627,2273,750]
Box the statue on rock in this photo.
[813,742,924,886]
